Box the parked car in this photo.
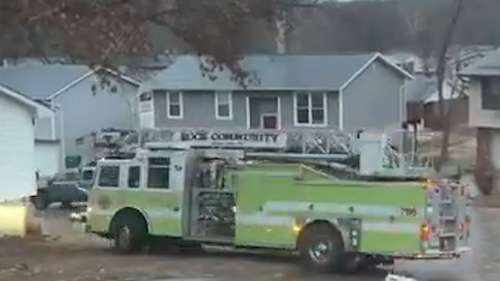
[31,166,96,210]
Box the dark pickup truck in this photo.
[31,167,95,210]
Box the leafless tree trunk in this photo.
[436,0,465,171]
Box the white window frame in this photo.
[147,157,171,191]
[126,165,142,190]
[215,91,233,120]
[138,91,155,129]
[293,92,328,127]
[96,165,122,189]
[166,91,183,119]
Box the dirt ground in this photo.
[1,206,499,281]
[0,208,381,281]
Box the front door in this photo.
[249,97,279,130]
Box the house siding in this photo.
[35,117,54,140]
[154,91,245,128]
[153,91,339,130]
[342,60,405,133]
[475,129,500,195]
[0,94,36,201]
[469,79,500,129]
[35,141,61,178]
[53,77,139,159]
[469,78,500,195]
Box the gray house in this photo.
[461,48,500,196]
[140,53,412,135]
[0,64,140,170]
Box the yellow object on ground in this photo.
[0,203,39,237]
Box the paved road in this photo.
[470,208,500,281]
[1,207,499,281]
[395,207,499,281]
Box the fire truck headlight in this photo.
[293,223,302,234]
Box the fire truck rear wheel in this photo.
[299,223,345,273]
[112,214,148,254]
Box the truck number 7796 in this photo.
[83,149,471,273]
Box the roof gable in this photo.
[460,48,500,77]
[339,53,413,90]
[146,53,411,92]
[0,65,90,99]
[0,65,140,100]
[406,75,437,102]
[0,82,53,116]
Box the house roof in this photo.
[406,75,437,103]
[0,82,54,117]
[0,64,140,100]
[0,65,90,99]
[423,82,467,104]
[406,74,467,104]
[460,48,500,77]
[146,53,412,91]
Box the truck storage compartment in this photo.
[190,189,235,238]
[188,157,237,240]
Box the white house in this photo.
[0,63,141,170]
[0,83,44,201]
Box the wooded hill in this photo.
[1,0,499,61]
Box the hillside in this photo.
[1,0,499,60]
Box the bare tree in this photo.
[435,0,465,171]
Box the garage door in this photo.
[35,142,61,178]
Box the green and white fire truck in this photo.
[86,130,470,271]
[84,136,471,272]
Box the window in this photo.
[65,155,82,169]
[215,91,233,119]
[482,79,500,110]
[139,91,153,113]
[167,91,183,118]
[148,157,170,189]
[294,92,327,126]
[139,92,152,102]
[82,170,94,181]
[98,166,120,187]
[128,166,141,189]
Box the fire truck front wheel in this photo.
[111,211,148,254]
[298,222,345,273]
